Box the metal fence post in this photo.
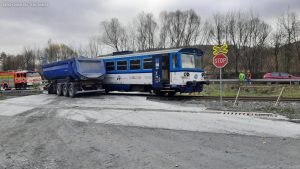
[233,87,241,107]
[275,87,285,106]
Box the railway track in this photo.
[147,95,300,102]
[108,92,300,102]
[1,90,299,102]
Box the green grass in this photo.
[192,84,300,98]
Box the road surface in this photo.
[0,94,299,169]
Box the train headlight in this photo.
[194,74,198,79]
[184,72,190,77]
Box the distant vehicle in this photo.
[42,57,106,97]
[263,72,300,79]
[0,70,42,90]
[101,48,209,96]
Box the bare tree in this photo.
[136,12,157,50]
[211,13,226,45]
[44,40,77,62]
[158,11,169,49]
[183,9,201,46]
[126,22,138,51]
[23,47,36,70]
[279,9,298,72]
[158,9,201,48]
[101,18,126,52]
[87,37,102,58]
[270,22,284,72]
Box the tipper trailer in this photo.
[42,57,106,97]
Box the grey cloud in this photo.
[0,0,299,54]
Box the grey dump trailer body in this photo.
[42,57,106,97]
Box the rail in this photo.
[209,79,300,85]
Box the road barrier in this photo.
[0,90,42,97]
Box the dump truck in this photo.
[42,57,106,97]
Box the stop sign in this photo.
[213,53,228,68]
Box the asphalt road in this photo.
[0,94,300,169]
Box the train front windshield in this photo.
[181,53,201,69]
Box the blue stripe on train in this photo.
[103,83,204,93]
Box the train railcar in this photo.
[101,48,208,96]
[0,70,42,90]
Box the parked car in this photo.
[263,72,300,79]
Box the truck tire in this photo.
[47,83,54,94]
[56,84,63,96]
[69,83,77,98]
[63,84,69,97]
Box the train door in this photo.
[152,54,170,89]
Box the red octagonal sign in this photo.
[213,53,228,68]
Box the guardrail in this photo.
[0,90,43,97]
[208,79,300,85]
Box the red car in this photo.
[263,72,300,79]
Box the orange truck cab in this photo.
[0,71,42,90]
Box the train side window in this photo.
[17,74,20,77]
[105,61,115,71]
[130,59,140,70]
[172,54,179,69]
[117,60,127,70]
[143,58,152,69]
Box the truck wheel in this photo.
[47,83,54,94]
[56,84,63,96]
[69,84,77,98]
[63,84,69,97]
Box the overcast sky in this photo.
[0,0,299,55]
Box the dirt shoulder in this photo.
[0,114,300,169]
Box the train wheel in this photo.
[63,84,69,97]
[167,92,176,97]
[56,84,63,96]
[68,83,77,98]
[154,90,166,96]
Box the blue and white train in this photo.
[101,48,208,96]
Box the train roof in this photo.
[98,47,204,59]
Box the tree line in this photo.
[0,9,299,77]
[100,9,300,77]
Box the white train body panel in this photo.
[103,72,206,86]
[170,72,205,85]
[104,73,152,85]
